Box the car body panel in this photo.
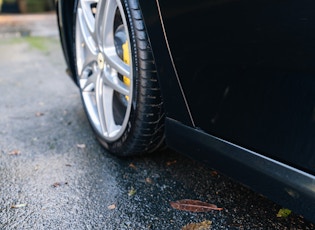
[140,0,315,222]
[166,117,315,222]
[133,0,195,126]
[56,0,76,83]
[154,0,315,175]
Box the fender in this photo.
[56,0,77,84]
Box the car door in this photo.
[156,0,315,175]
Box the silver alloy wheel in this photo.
[75,0,132,142]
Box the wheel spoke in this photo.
[98,0,117,51]
[80,66,99,92]
[77,1,97,58]
[104,48,131,77]
[96,73,120,136]
[98,0,131,77]
[81,50,96,74]
[103,66,130,96]
[94,0,106,48]
[95,73,107,135]
[103,85,121,136]
[79,0,97,34]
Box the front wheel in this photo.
[74,0,165,156]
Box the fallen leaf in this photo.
[8,150,21,155]
[52,182,61,187]
[210,171,218,177]
[108,204,116,210]
[128,187,136,196]
[52,182,68,188]
[277,208,292,218]
[76,144,86,149]
[11,203,27,208]
[170,199,223,212]
[182,220,212,230]
[145,177,153,184]
[35,112,44,117]
[166,160,177,166]
[129,163,137,170]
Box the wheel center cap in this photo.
[97,53,105,70]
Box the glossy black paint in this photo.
[132,0,194,126]
[57,0,315,223]
[156,0,315,174]
[139,0,315,222]
[56,0,76,83]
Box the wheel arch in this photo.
[57,0,77,85]
[138,0,194,127]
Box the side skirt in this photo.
[165,117,315,222]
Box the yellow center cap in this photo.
[97,53,105,70]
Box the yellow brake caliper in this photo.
[122,41,130,101]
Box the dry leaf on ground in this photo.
[108,204,116,210]
[182,220,212,230]
[52,182,68,188]
[11,203,27,208]
[277,208,292,218]
[210,171,218,177]
[76,144,86,149]
[128,187,136,196]
[8,150,21,155]
[129,163,137,170]
[35,112,44,117]
[170,199,223,212]
[166,160,177,166]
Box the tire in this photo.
[73,0,165,156]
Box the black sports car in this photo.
[56,0,315,222]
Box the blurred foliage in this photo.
[1,36,59,55]
[19,0,54,13]
[2,0,54,13]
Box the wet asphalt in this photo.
[0,13,314,230]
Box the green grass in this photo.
[0,36,59,53]
[24,36,51,52]
[0,36,61,61]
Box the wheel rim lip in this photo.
[75,0,133,142]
